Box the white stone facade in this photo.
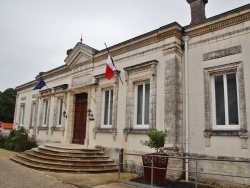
[14,3,250,186]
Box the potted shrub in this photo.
[141,129,168,184]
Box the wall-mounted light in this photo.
[88,109,93,118]
[63,111,67,118]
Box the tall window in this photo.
[20,105,25,126]
[57,99,63,127]
[31,103,36,127]
[102,89,113,127]
[212,72,239,129]
[43,100,49,126]
[135,82,150,128]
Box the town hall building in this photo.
[14,0,250,185]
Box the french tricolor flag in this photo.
[105,54,116,80]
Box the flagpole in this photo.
[104,43,123,84]
[39,72,48,89]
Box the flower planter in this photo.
[142,153,168,184]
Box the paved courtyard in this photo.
[0,149,138,188]
[0,157,76,188]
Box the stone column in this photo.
[163,42,183,151]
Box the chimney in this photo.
[67,49,73,56]
[187,0,208,24]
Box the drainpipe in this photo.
[183,35,190,182]
[13,93,19,129]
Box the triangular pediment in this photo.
[64,42,98,69]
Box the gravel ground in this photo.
[131,176,214,188]
[0,157,76,188]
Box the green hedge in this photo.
[0,127,37,152]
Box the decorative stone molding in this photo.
[204,62,248,148]
[72,73,91,87]
[157,29,182,41]
[69,53,92,68]
[92,70,120,140]
[203,45,242,61]
[37,126,48,134]
[40,88,52,95]
[94,24,182,62]
[185,12,250,37]
[50,127,64,135]
[123,60,158,141]
[15,66,68,92]
[163,42,183,57]
[53,84,68,92]
[32,94,37,98]
[93,128,117,141]
[65,42,96,68]
[204,130,249,137]
[21,97,26,101]
[71,62,92,74]
[123,128,148,142]
[188,27,250,47]
[123,60,158,72]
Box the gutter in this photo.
[183,36,190,182]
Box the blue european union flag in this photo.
[33,79,46,90]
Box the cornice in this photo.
[185,12,250,38]
[188,26,250,47]
[16,66,70,91]
[41,66,70,81]
[15,81,37,92]
[94,28,182,63]
[123,60,158,72]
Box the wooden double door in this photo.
[72,93,88,144]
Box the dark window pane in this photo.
[214,75,225,125]
[58,99,63,125]
[227,73,239,125]
[109,90,113,125]
[21,106,24,125]
[144,83,150,124]
[44,101,48,125]
[137,85,143,125]
[104,90,109,125]
[32,103,36,126]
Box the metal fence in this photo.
[117,152,250,188]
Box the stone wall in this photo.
[188,154,250,187]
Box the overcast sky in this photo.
[0,0,249,92]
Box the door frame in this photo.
[65,87,91,146]
[72,93,88,144]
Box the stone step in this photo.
[31,148,108,159]
[44,143,100,151]
[11,155,118,172]
[38,145,103,154]
[17,153,117,168]
[25,151,114,164]
[10,143,118,173]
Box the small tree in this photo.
[141,129,167,154]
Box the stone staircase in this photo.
[10,143,118,172]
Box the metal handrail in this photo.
[117,152,250,188]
